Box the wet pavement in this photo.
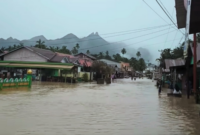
[0,78,200,135]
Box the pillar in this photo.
[27,69,32,88]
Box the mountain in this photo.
[0,33,153,61]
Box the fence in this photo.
[0,78,31,90]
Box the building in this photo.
[74,52,96,60]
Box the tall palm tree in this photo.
[121,48,126,56]
[35,39,46,49]
[76,43,80,49]
[86,50,90,54]
[99,52,103,58]
[136,51,141,59]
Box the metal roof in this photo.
[164,59,185,69]
[99,59,121,68]
[75,52,96,60]
[0,46,56,60]
[175,0,200,33]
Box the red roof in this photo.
[86,61,92,67]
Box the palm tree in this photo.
[71,47,78,54]
[0,47,5,51]
[35,39,46,49]
[76,43,80,49]
[18,43,24,47]
[121,48,126,56]
[86,50,90,54]
[106,51,109,56]
[136,51,141,59]
[99,52,104,58]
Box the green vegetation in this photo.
[82,73,89,82]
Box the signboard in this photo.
[78,67,81,73]
[184,0,192,58]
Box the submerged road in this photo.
[0,78,200,135]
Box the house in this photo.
[0,46,75,82]
[74,52,96,60]
[1,46,56,62]
[99,59,132,78]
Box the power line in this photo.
[109,29,177,53]
[170,30,178,48]
[0,24,173,45]
[143,0,175,26]
[155,0,184,35]
[158,0,175,21]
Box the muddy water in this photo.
[0,78,200,135]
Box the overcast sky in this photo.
[0,0,185,61]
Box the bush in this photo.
[82,73,89,82]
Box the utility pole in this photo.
[193,33,198,103]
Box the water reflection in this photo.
[0,78,199,135]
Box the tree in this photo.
[105,50,112,60]
[86,50,90,54]
[76,43,80,49]
[136,51,141,59]
[121,48,126,56]
[138,58,146,71]
[35,39,46,49]
[106,51,109,56]
[99,52,104,58]
[71,46,78,54]
[113,53,122,62]
[18,43,24,47]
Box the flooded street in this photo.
[0,78,200,135]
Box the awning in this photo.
[0,61,74,70]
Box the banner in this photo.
[184,0,192,58]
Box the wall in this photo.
[62,72,93,80]
[4,48,47,62]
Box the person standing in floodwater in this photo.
[159,82,161,95]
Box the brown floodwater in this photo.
[0,78,200,135]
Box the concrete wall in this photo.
[62,72,93,80]
[4,48,47,62]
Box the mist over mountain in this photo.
[0,33,153,61]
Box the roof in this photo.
[175,0,200,33]
[175,0,186,29]
[164,59,185,69]
[0,61,74,70]
[75,52,96,60]
[50,52,74,62]
[25,46,55,60]
[0,46,56,60]
[99,59,121,68]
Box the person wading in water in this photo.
[158,80,162,95]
